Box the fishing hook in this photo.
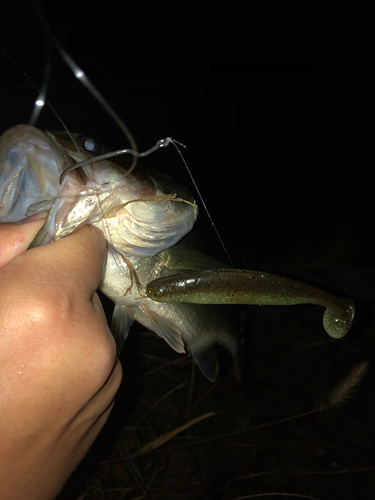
[59,137,175,184]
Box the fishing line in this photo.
[4,4,233,269]
[2,2,138,259]
[29,4,232,270]
[29,0,139,177]
[170,140,235,269]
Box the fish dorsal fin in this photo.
[111,304,135,353]
[189,345,219,382]
[141,305,185,354]
[165,248,230,272]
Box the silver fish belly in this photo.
[0,124,240,381]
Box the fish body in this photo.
[0,124,239,381]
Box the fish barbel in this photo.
[0,124,240,381]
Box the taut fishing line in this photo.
[2,0,233,268]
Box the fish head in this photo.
[0,125,197,257]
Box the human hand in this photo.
[0,218,122,500]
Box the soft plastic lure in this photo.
[146,269,355,339]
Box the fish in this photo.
[0,124,240,381]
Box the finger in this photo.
[23,224,107,297]
[0,225,108,332]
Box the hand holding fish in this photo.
[0,221,122,500]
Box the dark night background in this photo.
[1,2,374,499]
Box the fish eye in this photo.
[83,138,99,152]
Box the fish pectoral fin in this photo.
[111,304,135,353]
[189,345,219,382]
[141,305,186,354]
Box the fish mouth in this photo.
[0,124,65,223]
